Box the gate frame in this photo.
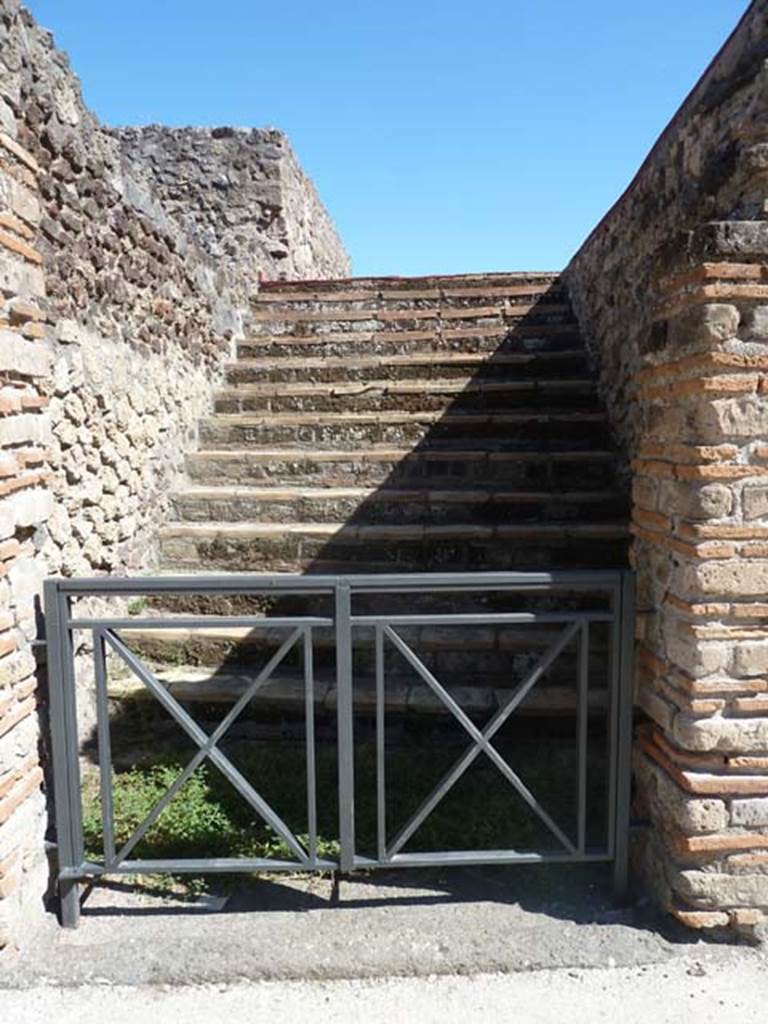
[44,570,635,928]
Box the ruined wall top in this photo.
[1,0,349,356]
[112,125,351,289]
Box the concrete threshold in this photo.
[0,864,758,990]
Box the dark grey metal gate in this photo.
[44,570,635,928]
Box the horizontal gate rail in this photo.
[67,616,334,630]
[44,569,635,929]
[48,570,626,595]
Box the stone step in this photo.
[259,270,561,294]
[159,520,629,573]
[142,585,616,621]
[213,378,598,415]
[248,300,572,334]
[198,411,610,450]
[255,274,564,308]
[170,484,627,525]
[185,447,621,488]
[226,349,589,384]
[116,622,609,677]
[250,298,569,320]
[107,666,608,717]
[238,323,580,358]
[253,290,568,306]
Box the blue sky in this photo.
[25,1,751,276]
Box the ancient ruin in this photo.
[2,0,768,947]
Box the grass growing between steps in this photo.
[82,732,609,897]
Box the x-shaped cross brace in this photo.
[102,627,310,868]
[385,621,580,857]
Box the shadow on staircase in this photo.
[79,273,632,878]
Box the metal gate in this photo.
[44,570,635,928]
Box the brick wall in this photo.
[566,0,768,937]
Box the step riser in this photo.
[186,452,619,489]
[225,354,588,385]
[237,330,581,359]
[199,419,610,450]
[160,534,629,573]
[170,493,628,525]
[213,386,598,416]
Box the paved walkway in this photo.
[5,957,768,1024]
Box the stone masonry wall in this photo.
[5,4,349,587]
[6,14,243,582]
[0,0,350,950]
[112,126,351,287]
[565,0,768,936]
[0,113,51,947]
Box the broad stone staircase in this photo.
[113,273,629,718]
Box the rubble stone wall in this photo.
[4,1,241,582]
[4,1,350,586]
[565,0,768,936]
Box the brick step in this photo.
[226,349,589,384]
[185,447,620,488]
[213,378,598,415]
[108,667,608,717]
[239,324,580,358]
[170,484,627,525]
[198,411,610,450]
[159,520,630,573]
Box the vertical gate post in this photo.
[613,571,636,898]
[44,580,82,928]
[335,580,355,872]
